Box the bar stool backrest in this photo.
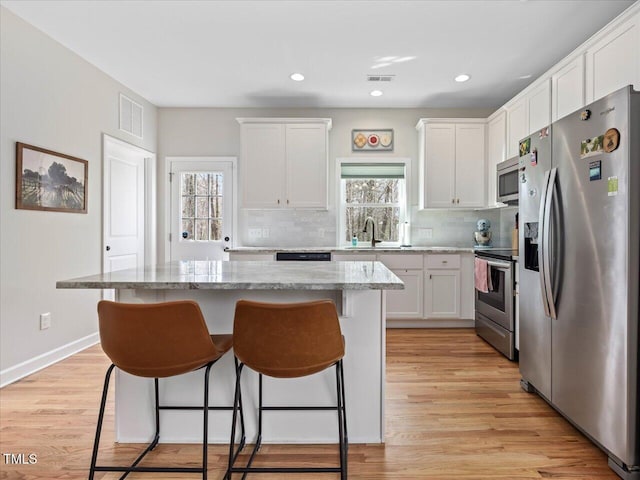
[233,299,345,378]
[97,300,221,378]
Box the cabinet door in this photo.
[585,16,640,103]
[241,124,285,208]
[424,124,456,208]
[527,79,551,134]
[286,124,328,208]
[487,111,506,207]
[455,124,485,208]
[386,269,423,319]
[552,56,585,121]
[507,99,528,158]
[424,269,460,319]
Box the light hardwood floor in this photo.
[0,329,616,479]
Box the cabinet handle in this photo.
[442,260,448,263]
[429,274,432,280]
[451,198,455,204]
[286,199,289,204]
[277,199,280,204]
[457,198,460,204]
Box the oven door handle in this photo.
[486,260,511,269]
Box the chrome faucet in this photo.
[363,216,382,247]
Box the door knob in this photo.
[106,246,111,251]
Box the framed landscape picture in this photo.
[16,142,88,213]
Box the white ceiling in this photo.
[1,0,636,109]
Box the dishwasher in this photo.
[275,252,332,261]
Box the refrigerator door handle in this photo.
[538,169,551,317]
[543,167,558,319]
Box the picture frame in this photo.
[16,142,88,213]
[352,129,394,152]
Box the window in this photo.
[180,172,223,241]
[341,162,406,244]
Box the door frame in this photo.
[102,134,156,271]
[164,156,238,263]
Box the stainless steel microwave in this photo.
[496,156,520,204]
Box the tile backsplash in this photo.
[240,209,337,247]
[240,206,516,248]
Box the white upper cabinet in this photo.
[506,79,551,157]
[506,98,528,158]
[238,118,331,209]
[422,123,456,208]
[486,110,506,207]
[285,124,328,208]
[585,13,640,103]
[240,123,286,208]
[552,55,586,121]
[417,119,485,209]
[455,124,486,208]
[527,79,551,134]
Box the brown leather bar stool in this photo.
[89,300,246,480]
[226,299,348,479]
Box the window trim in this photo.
[336,157,411,246]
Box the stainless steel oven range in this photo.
[474,249,517,360]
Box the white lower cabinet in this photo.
[386,269,423,319]
[424,269,460,319]
[231,250,475,325]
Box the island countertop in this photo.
[56,260,405,291]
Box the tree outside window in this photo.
[345,178,401,242]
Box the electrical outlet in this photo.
[262,228,270,238]
[40,312,51,330]
[318,228,325,238]
[422,228,433,239]
[249,228,262,239]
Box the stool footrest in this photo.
[159,405,235,411]
[229,467,342,473]
[261,405,338,411]
[94,466,204,473]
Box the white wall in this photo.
[0,8,157,382]
[157,107,492,253]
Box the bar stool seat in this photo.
[226,299,348,479]
[89,300,245,480]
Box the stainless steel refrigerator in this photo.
[519,85,640,479]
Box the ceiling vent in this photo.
[119,93,143,139]
[367,74,395,82]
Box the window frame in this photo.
[337,157,410,247]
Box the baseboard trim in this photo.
[387,318,474,328]
[0,332,99,388]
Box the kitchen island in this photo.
[57,260,403,444]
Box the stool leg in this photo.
[88,364,115,480]
[339,360,348,450]
[335,362,346,480]
[150,378,160,450]
[234,356,247,448]
[203,362,214,480]
[226,361,244,480]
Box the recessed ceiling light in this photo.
[290,73,305,82]
[518,74,532,80]
[455,74,471,83]
[370,90,383,97]
[371,63,392,70]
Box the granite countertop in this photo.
[227,246,475,254]
[56,260,404,291]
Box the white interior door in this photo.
[169,159,234,261]
[103,137,147,274]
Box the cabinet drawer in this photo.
[425,254,461,269]
[377,254,423,270]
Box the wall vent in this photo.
[119,93,143,139]
[367,74,395,82]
